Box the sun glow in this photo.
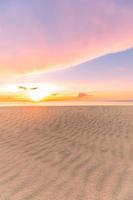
[0,83,61,102]
[25,83,61,102]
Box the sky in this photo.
[0,0,132,101]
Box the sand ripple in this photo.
[0,106,133,199]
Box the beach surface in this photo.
[0,106,133,200]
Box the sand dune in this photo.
[0,106,133,200]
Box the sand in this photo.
[0,106,133,200]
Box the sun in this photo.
[28,90,46,102]
[26,83,60,102]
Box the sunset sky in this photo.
[0,0,133,102]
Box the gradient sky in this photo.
[0,0,133,100]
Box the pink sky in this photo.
[0,0,132,76]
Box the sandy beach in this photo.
[0,106,133,200]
